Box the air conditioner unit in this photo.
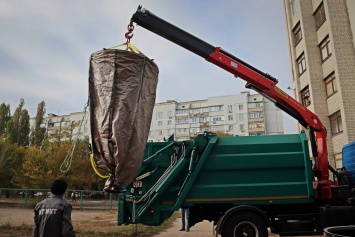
[169,116,173,119]
[213,121,216,124]
[241,129,245,132]
[229,111,232,113]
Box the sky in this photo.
[0,0,298,134]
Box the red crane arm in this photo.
[131,5,332,199]
[207,48,329,184]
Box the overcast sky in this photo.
[0,0,298,133]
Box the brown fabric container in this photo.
[89,49,159,184]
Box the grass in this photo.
[0,211,180,237]
[0,223,33,237]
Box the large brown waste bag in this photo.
[88,49,159,186]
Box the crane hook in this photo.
[125,23,134,43]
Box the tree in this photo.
[13,133,97,189]
[18,109,30,147]
[30,101,47,147]
[6,99,30,146]
[63,139,98,190]
[0,103,11,136]
[12,145,53,188]
[215,131,234,137]
[0,136,25,187]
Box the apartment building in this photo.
[30,92,284,142]
[149,92,284,142]
[283,0,355,168]
[30,112,89,141]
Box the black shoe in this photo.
[186,229,190,232]
[179,228,185,231]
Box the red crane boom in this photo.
[130,6,333,199]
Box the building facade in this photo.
[30,112,90,141]
[30,92,284,142]
[149,92,284,142]
[283,0,355,168]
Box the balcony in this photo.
[248,118,264,123]
[249,127,265,133]
[248,107,264,112]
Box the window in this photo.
[239,114,244,121]
[319,36,331,62]
[291,0,299,15]
[167,120,172,126]
[168,129,174,135]
[250,132,265,136]
[211,116,223,122]
[201,107,209,113]
[211,125,224,132]
[210,105,224,112]
[248,102,263,108]
[227,105,233,112]
[324,72,337,97]
[301,86,311,106]
[176,118,188,124]
[239,124,245,131]
[158,121,163,126]
[168,111,173,117]
[329,110,343,135]
[190,108,200,114]
[158,130,163,135]
[297,53,306,75]
[228,115,233,121]
[157,112,163,118]
[177,128,188,133]
[190,117,200,123]
[176,109,188,115]
[238,104,243,110]
[249,112,263,118]
[249,123,264,129]
[228,125,233,131]
[314,2,326,29]
[293,22,302,45]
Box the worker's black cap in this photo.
[51,179,68,195]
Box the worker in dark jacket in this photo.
[33,179,75,237]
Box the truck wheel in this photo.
[222,212,268,237]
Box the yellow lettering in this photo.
[274,87,289,98]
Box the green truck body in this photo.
[118,132,355,236]
[117,132,343,234]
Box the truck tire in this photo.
[222,211,268,237]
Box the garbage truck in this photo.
[115,6,355,236]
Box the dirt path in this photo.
[0,207,119,235]
[154,219,215,237]
[0,207,216,236]
[0,207,324,237]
